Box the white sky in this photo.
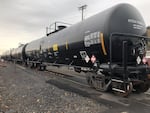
[0,0,150,55]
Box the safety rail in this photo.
[109,33,150,79]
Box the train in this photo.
[1,3,150,97]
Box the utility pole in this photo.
[78,5,87,21]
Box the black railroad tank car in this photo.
[1,50,11,61]
[7,3,150,96]
[25,4,146,66]
[25,38,44,61]
[11,44,27,63]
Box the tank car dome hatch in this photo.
[46,22,70,36]
[57,25,67,31]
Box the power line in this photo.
[78,4,87,21]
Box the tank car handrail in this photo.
[110,32,149,39]
[109,32,149,76]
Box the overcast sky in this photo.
[0,0,150,55]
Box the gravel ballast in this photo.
[0,63,108,113]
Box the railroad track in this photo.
[45,68,90,88]
[44,67,150,108]
[15,64,150,108]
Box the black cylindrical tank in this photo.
[25,3,146,66]
[11,44,27,61]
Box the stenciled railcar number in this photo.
[84,31,101,47]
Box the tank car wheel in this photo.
[30,63,34,68]
[113,82,133,97]
[39,66,44,71]
[38,65,46,71]
[134,82,149,93]
[86,73,94,88]
[24,62,28,67]
[86,72,110,91]
[33,63,37,68]
[74,67,81,73]
[87,76,94,87]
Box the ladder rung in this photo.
[112,88,125,93]
[112,79,123,83]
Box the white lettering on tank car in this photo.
[128,19,144,30]
[84,31,101,47]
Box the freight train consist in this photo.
[1,4,150,96]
